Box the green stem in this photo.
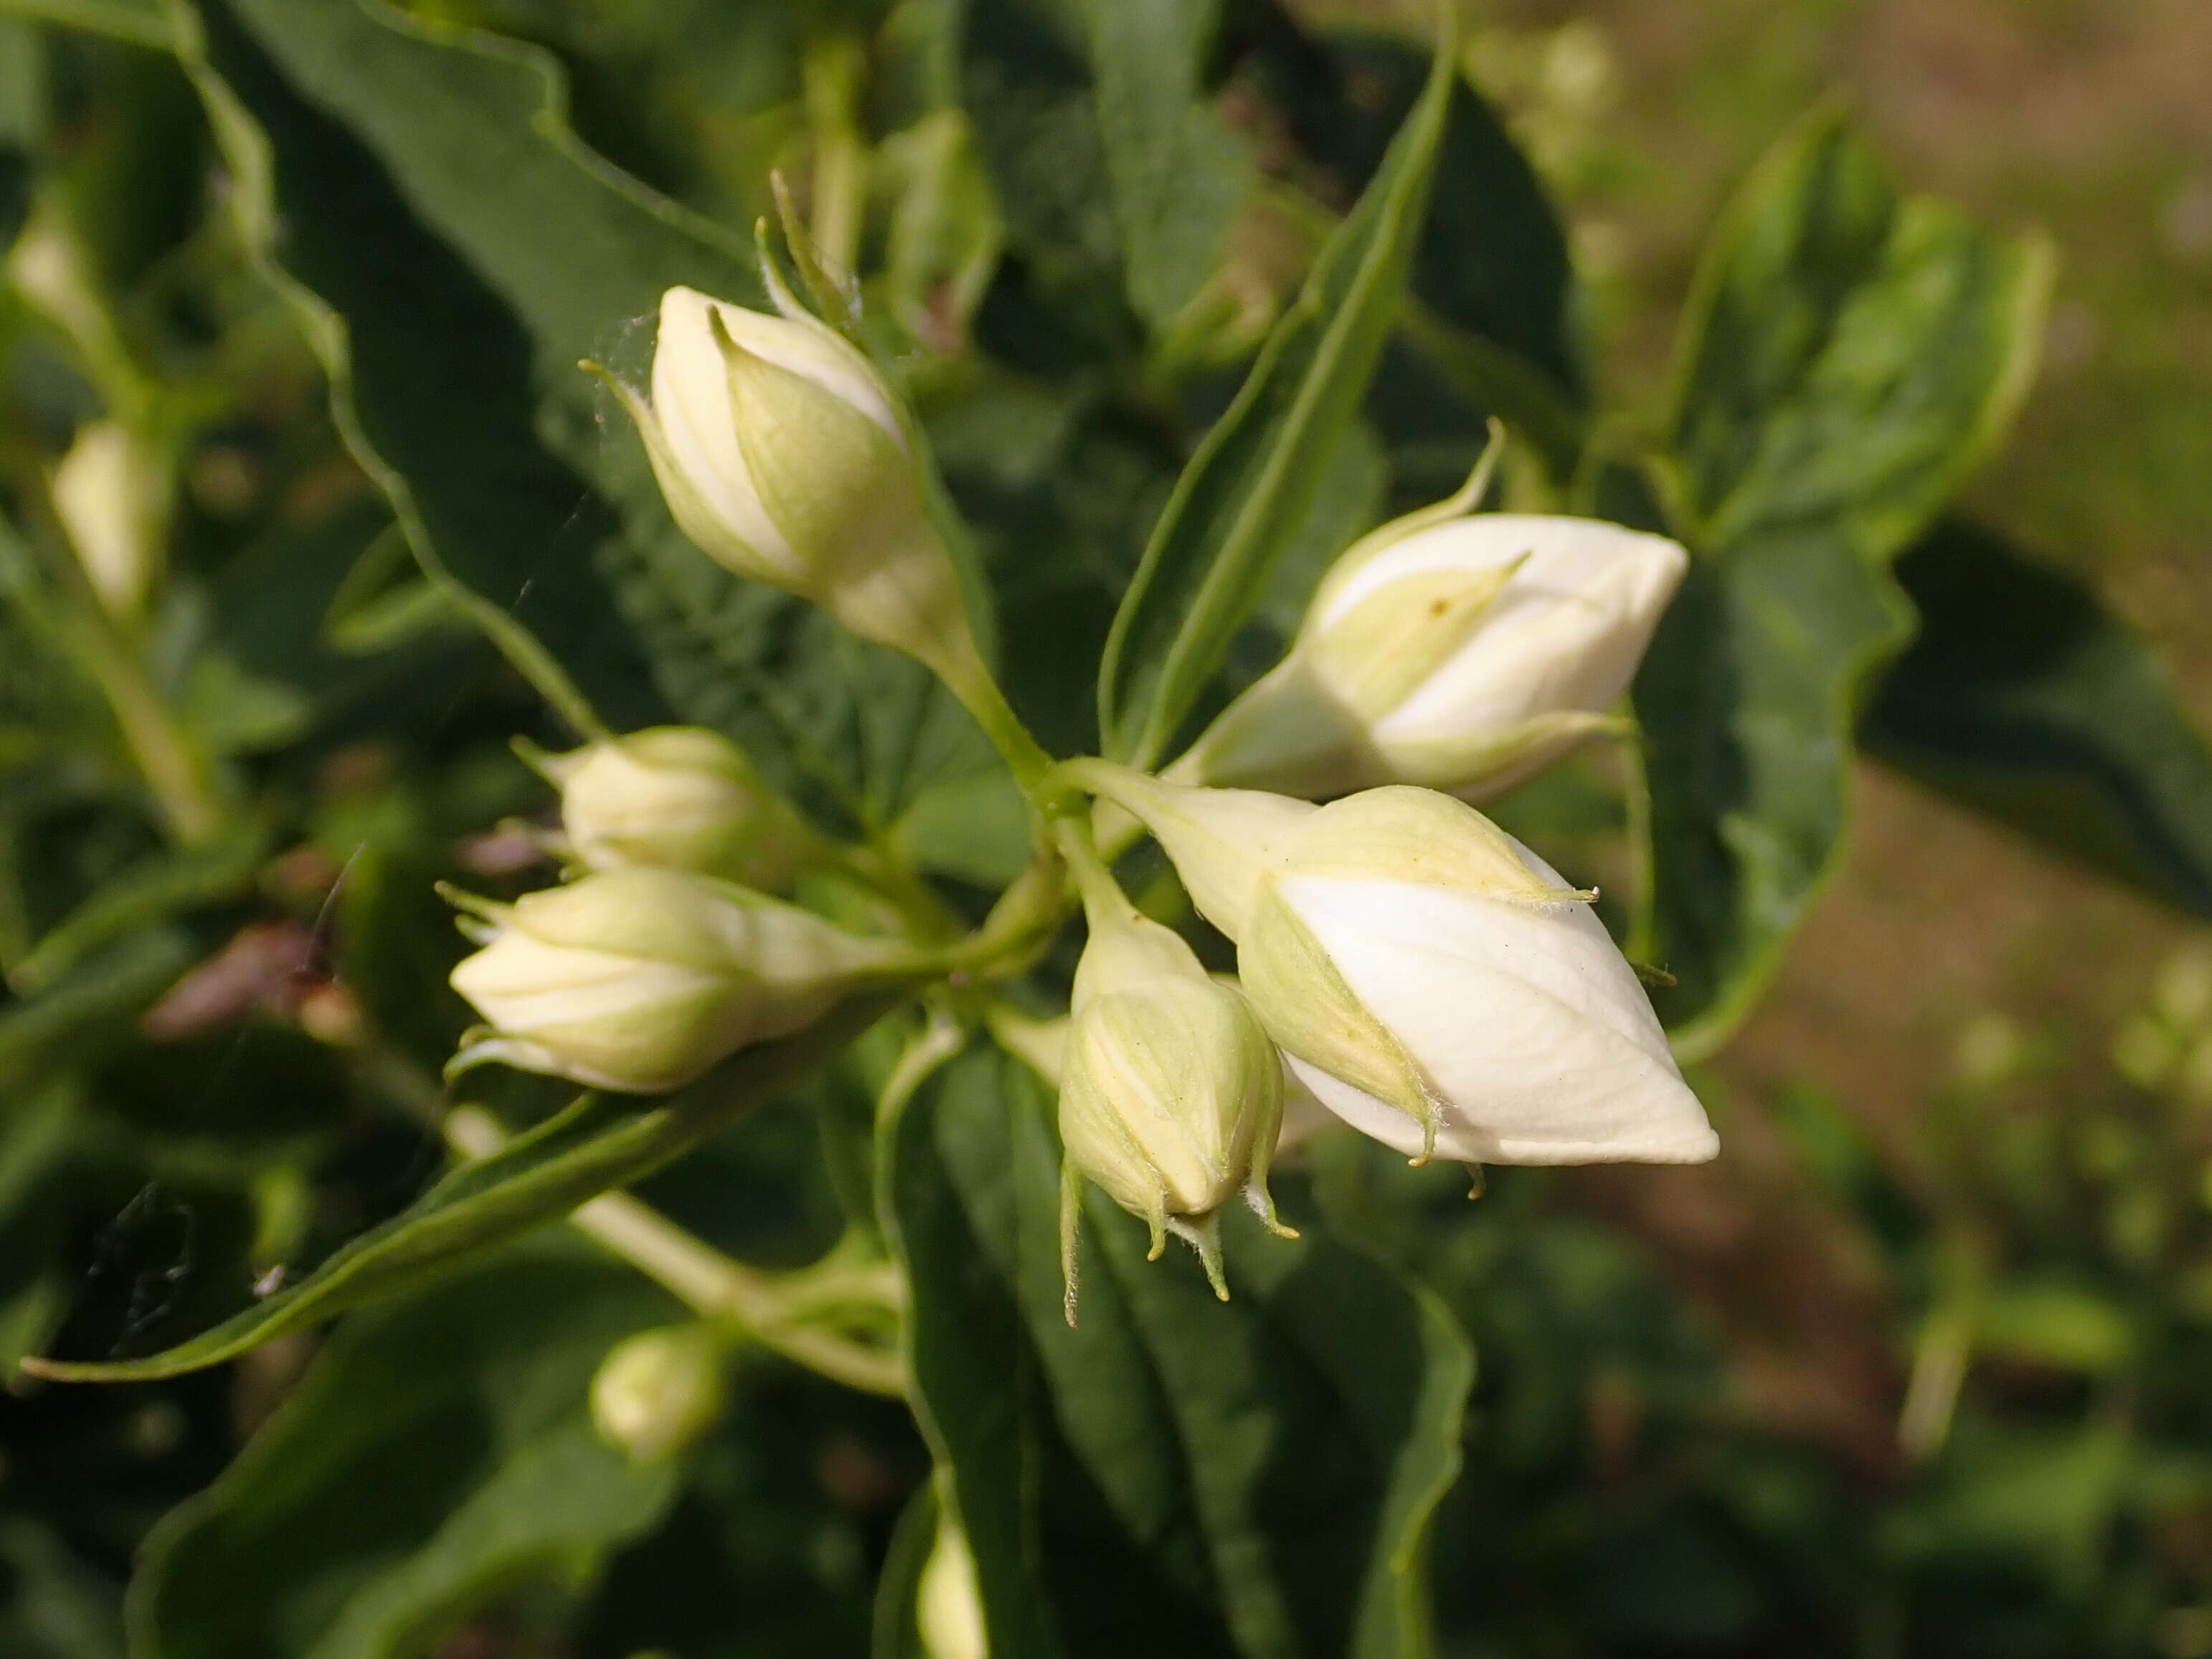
[62,605,225,844]
[926,628,1059,799]
[443,1104,905,1397]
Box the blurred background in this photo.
[3,0,2211,1654]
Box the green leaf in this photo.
[11,826,262,992]
[1096,21,1455,768]
[0,927,197,1082]
[169,0,983,826]
[880,1043,1473,1659]
[1863,517,2212,920]
[1077,0,1247,329]
[22,994,892,1381]
[0,1518,124,1659]
[1663,103,2052,559]
[1634,109,2052,1054]
[128,1245,683,1659]
[957,0,1134,364]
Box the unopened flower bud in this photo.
[531,727,823,889]
[591,1323,728,1460]
[1177,508,1686,801]
[607,285,975,675]
[1080,767,1717,1168]
[51,420,170,615]
[1057,882,1288,1313]
[917,1511,987,1659]
[446,865,911,1092]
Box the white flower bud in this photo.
[917,1511,988,1659]
[50,420,170,615]
[591,1324,728,1460]
[1082,769,1717,1167]
[531,727,823,889]
[446,865,909,1092]
[608,285,974,672]
[1057,894,1288,1309]
[1178,512,1687,801]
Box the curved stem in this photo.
[445,1104,906,1397]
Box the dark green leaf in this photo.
[11,827,262,993]
[1635,109,2051,1053]
[1864,517,2212,920]
[1077,0,1246,328]
[958,0,1135,367]
[24,994,892,1381]
[171,0,983,826]
[0,1517,124,1659]
[0,927,196,1082]
[128,1245,682,1659]
[1633,523,1916,1051]
[1097,22,1454,767]
[880,1043,1473,1659]
[1663,105,2051,559]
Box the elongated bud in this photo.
[1091,772,1717,1168]
[51,420,170,615]
[917,1511,988,1659]
[1057,882,1289,1314]
[529,727,824,889]
[605,286,976,676]
[591,1324,728,1460]
[1176,503,1687,801]
[445,865,912,1092]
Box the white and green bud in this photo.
[445,864,911,1093]
[1057,875,1290,1313]
[1176,500,1688,802]
[1081,767,1717,1168]
[917,1511,988,1659]
[529,727,824,890]
[590,1323,729,1460]
[606,284,976,676]
[50,420,170,616]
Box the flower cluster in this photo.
[440,274,1714,1318]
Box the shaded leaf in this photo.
[174,0,982,826]
[1078,0,1247,328]
[1635,109,2051,1052]
[129,1245,681,1659]
[1097,20,1454,767]
[880,1043,1473,1659]
[1863,517,2212,920]
[24,994,891,1380]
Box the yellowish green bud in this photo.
[531,727,823,890]
[1176,504,1686,802]
[590,1323,728,1460]
[607,285,976,676]
[445,864,910,1093]
[917,1511,988,1659]
[1057,882,1288,1313]
[50,420,170,616]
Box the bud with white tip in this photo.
[604,285,977,678]
[1075,766,1718,1168]
[1057,864,1290,1314]
[591,1323,729,1460]
[445,865,913,1093]
[1176,506,1687,803]
[51,420,171,616]
[530,726,825,890]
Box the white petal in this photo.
[651,288,798,572]
[1371,517,1686,742]
[1277,870,1716,1165]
